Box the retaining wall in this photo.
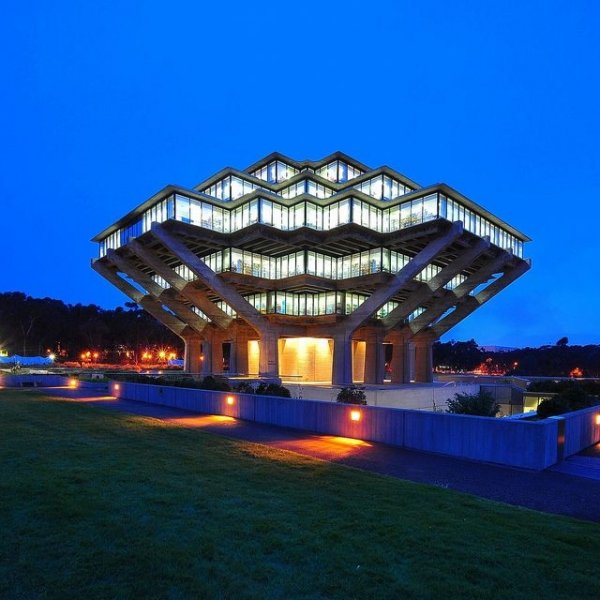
[107,381,596,470]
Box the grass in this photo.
[1,391,598,599]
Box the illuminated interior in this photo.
[279,337,334,383]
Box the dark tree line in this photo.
[434,338,600,378]
[0,292,182,360]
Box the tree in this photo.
[446,391,500,417]
[556,336,569,347]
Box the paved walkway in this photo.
[31,386,600,523]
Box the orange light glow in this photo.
[350,410,361,422]
[226,395,235,405]
[69,378,78,388]
[114,383,120,391]
[570,367,583,378]
[158,351,166,359]
[166,415,235,427]
[596,414,600,426]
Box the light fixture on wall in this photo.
[350,410,361,422]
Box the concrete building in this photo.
[92,152,530,385]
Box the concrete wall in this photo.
[561,405,600,458]
[0,374,108,390]
[109,381,577,470]
[0,374,70,387]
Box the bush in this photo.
[537,386,594,418]
[199,376,231,391]
[235,382,255,394]
[336,386,367,405]
[255,383,291,398]
[446,391,500,417]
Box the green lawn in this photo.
[1,391,598,599]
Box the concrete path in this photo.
[29,386,600,523]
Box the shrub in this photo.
[235,382,255,394]
[446,391,500,417]
[336,386,367,405]
[255,382,291,397]
[199,375,231,391]
[537,386,594,418]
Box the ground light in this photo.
[350,409,361,422]
[226,395,235,406]
[69,378,78,388]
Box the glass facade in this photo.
[98,188,525,258]
[200,246,465,289]
[251,160,299,183]
[201,175,259,202]
[315,160,363,183]
[354,174,413,201]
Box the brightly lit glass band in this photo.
[147,279,423,320]
[98,192,524,258]
[151,247,465,290]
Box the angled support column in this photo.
[339,221,464,333]
[332,333,353,386]
[363,328,386,384]
[128,239,232,329]
[92,260,192,338]
[106,250,208,335]
[407,251,515,335]
[150,223,288,378]
[150,223,269,333]
[382,237,490,330]
[432,260,531,337]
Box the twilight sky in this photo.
[1,1,599,348]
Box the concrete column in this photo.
[413,333,434,383]
[200,340,212,376]
[363,329,385,384]
[387,331,409,384]
[332,333,353,386]
[232,331,249,375]
[210,330,224,374]
[259,332,279,377]
[183,335,203,376]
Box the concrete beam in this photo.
[150,223,271,334]
[432,260,531,337]
[92,260,192,338]
[382,236,490,330]
[336,221,464,335]
[128,239,233,329]
[106,250,208,335]
[406,251,515,335]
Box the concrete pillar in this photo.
[364,329,385,384]
[210,330,224,374]
[232,332,249,374]
[183,335,203,376]
[414,333,434,383]
[332,333,353,386]
[259,331,279,377]
[200,340,212,376]
[387,331,409,384]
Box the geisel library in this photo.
[92,152,530,386]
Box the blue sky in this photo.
[1,0,599,348]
